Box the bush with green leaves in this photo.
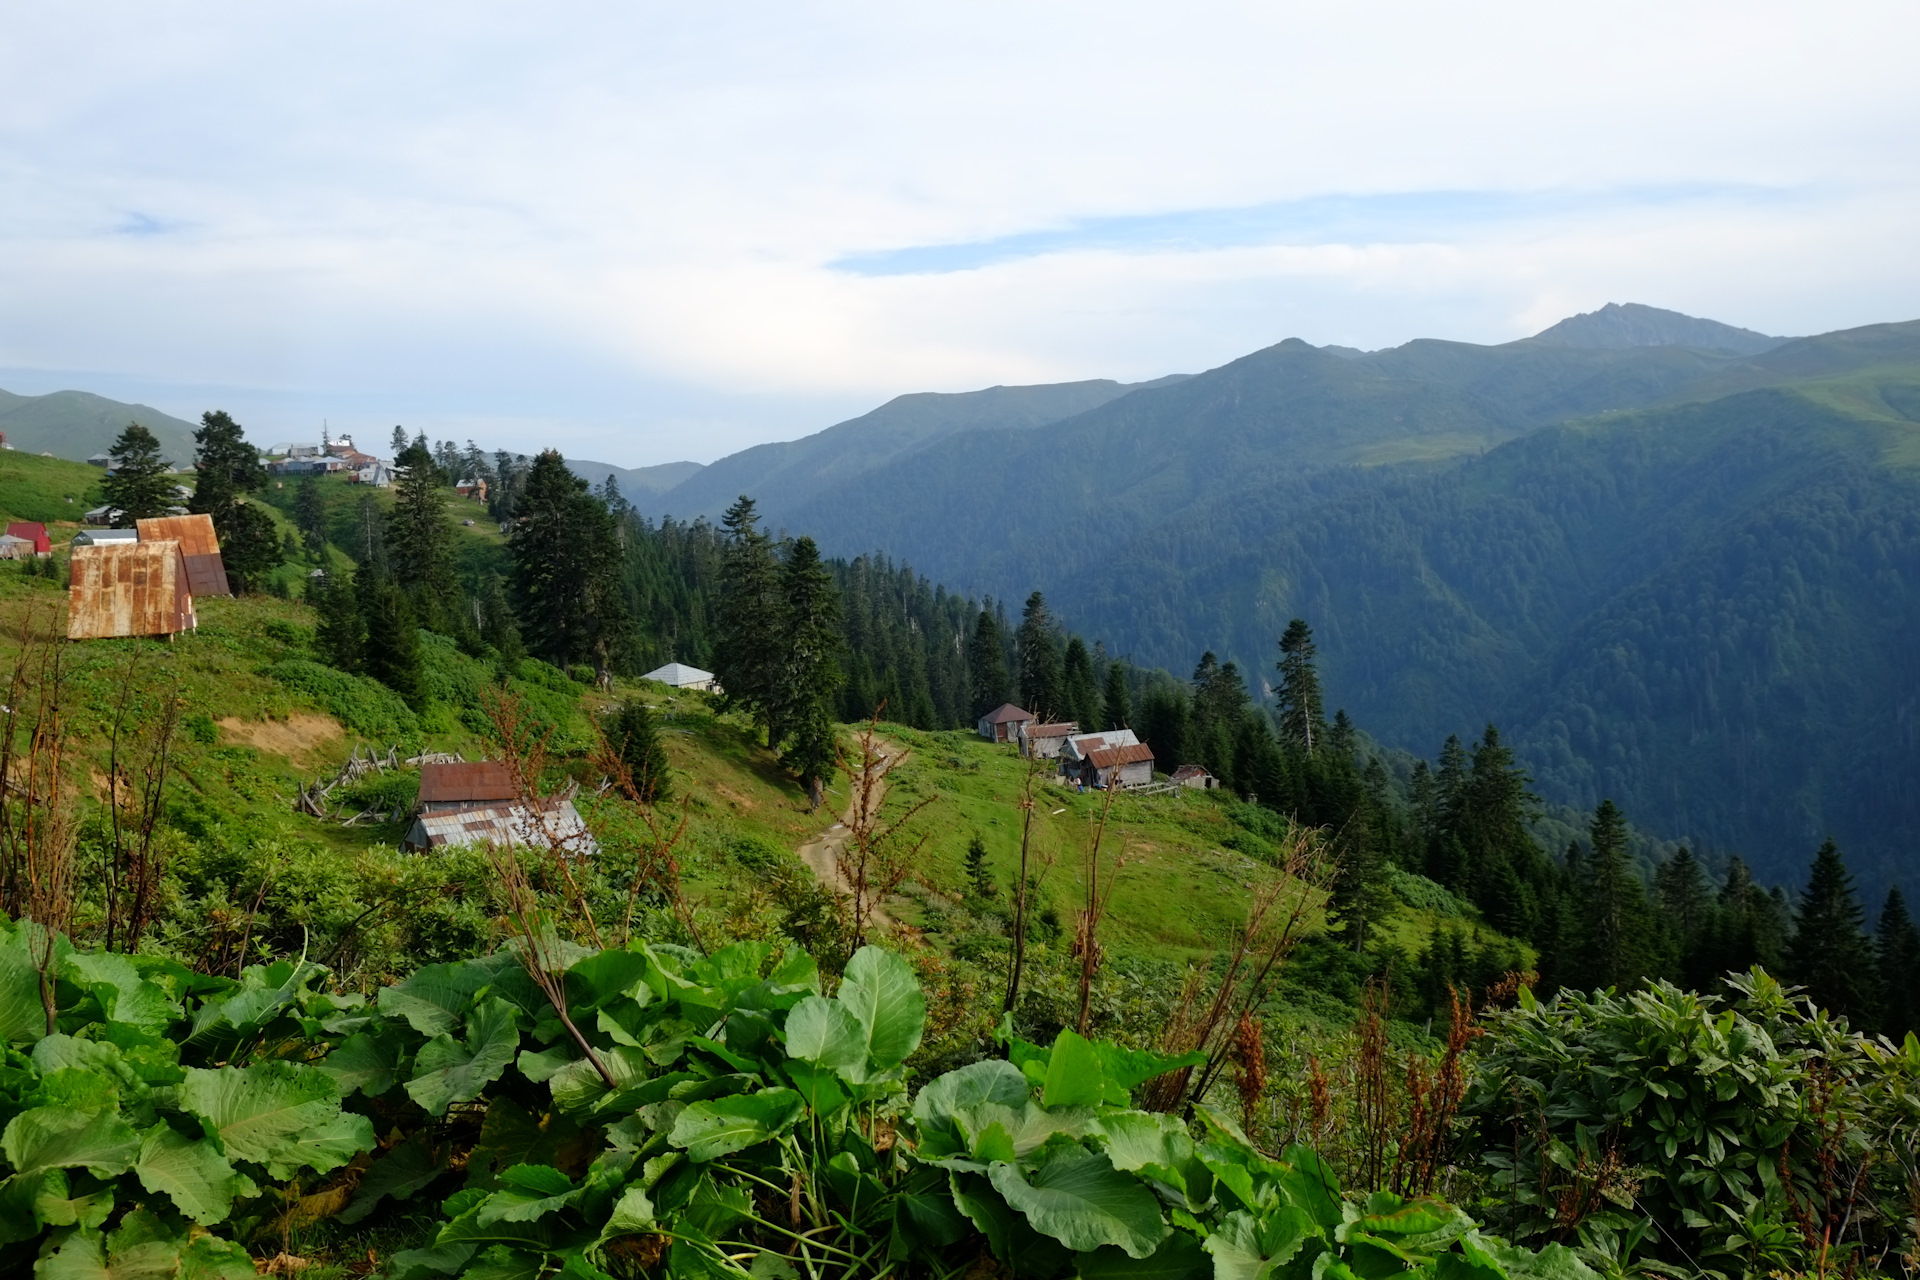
[1465,969,1920,1277]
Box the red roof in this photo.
[1025,721,1079,738]
[419,761,519,804]
[5,522,49,554]
[982,703,1033,724]
[1088,744,1155,768]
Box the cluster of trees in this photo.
[98,417,282,591]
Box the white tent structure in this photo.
[642,662,718,692]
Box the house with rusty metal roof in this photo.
[416,761,519,812]
[1076,742,1156,790]
[976,702,1035,743]
[403,760,597,856]
[67,541,197,640]
[1059,727,1139,766]
[136,513,231,597]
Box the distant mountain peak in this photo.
[1523,302,1786,356]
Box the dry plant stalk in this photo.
[588,708,700,951]
[0,605,78,1033]
[1072,780,1125,1034]
[482,686,604,948]
[1002,748,1058,1017]
[832,715,929,951]
[1229,1012,1269,1130]
[477,687,617,1089]
[1353,981,1397,1191]
[102,651,181,953]
[1140,821,1334,1114]
[1393,982,1487,1197]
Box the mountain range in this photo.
[639,302,1920,896]
[0,387,201,466]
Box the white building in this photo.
[643,662,718,692]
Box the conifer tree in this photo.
[1789,838,1880,1024]
[1188,653,1247,786]
[1101,660,1132,731]
[1016,592,1062,718]
[609,700,672,804]
[188,410,280,592]
[968,608,1011,718]
[1706,856,1787,977]
[313,570,364,672]
[390,424,408,456]
[508,450,632,674]
[1275,618,1325,754]
[1327,709,1357,761]
[361,573,426,709]
[1061,636,1099,729]
[772,536,843,794]
[1583,799,1652,991]
[294,474,329,560]
[477,573,524,666]
[964,834,996,901]
[100,423,177,525]
[714,496,782,736]
[387,440,459,627]
[1137,686,1188,771]
[1876,887,1920,1039]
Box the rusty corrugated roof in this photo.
[1087,743,1155,768]
[67,541,196,640]
[136,513,221,556]
[404,801,597,854]
[419,761,519,804]
[1024,721,1080,739]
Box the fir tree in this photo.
[1015,592,1062,719]
[1275,618,1325,754]
[1061,636,1099,729]
[477,573,524,666]
[387,440,460,627]
[508,450,632,674]
[1137,686,1188,771]
[188,409,280,592]
[1876,887,1920,1039]
[968,608,1011,718]
[100,423,176,525]
[312,570,364,672]
[713,496,782,736]
[293,475,329,560]
[1101,660,1132,731]
[1788,838,1880,1024]
[964,834,996,902]
[361,574,426,708]
[1583,799,1652,991]
[1654,847,1713,985]
[1327,709,1357,761]
[772,536,843,794]
[390,424,408,456]
[1189,653,1247,786]
[609,700,672,804]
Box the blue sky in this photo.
[0,1,1915,466]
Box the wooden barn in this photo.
[66,541,197,640]
[403,760,596,855]
[977,702,1035,743]
[136,513,231,597]
[1078,742,1156,790]
[1019,721,1080,758]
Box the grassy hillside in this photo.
[0,448,106,523]
[0,386,202,464]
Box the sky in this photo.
[2,2,1916,466]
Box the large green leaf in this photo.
[0,923,54,1049]
[914,1058,1033,1136]
[475,1164,577,1225]
[342,1132,450,1224]
[784,995,868,1071]
[669,1088,804,1161]
[835,947,925,1078]
[133,1124,244,1225]
[321,1029,406,1097]
[378,959,494,1036]
[1091,1044,1207,1103]
[266,1109,376,1181]
[1201,1207,1317,1280]
[1076,1232,1210,1280]
[406,997,521,1116]
[65,952,181,1036]
[178,1060,344,1168]
[1042,1029,1107,1109]
[36,1209,184,1280]
[2,1105,140,1177]
[988,1146,1169,1259]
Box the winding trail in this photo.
[794,739,899,929]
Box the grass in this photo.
[0,449,114,525]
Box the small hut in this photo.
[1079,742,1156,790]
[67,541,197,640]
[136,513,231,597]
[977,702,1035,744]
[1019,721,1080,759]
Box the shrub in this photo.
[265,659,420,741]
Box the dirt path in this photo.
[794,740,898,929]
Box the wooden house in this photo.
[977,702,1035,743]
[404,760,596,855]
[1060,728,1138,767]
[1171,764,1218,790]
[67,541,197,640]
[416,761,518,813]
[1019,721,1079,758]
[136,513,231,597]
[1078,742,1156,790]
[4,522,51,556]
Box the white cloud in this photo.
[0,0,1915,462]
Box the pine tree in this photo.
[1706,857,1787,978]
[1061,636,1099,729]
[312,570,364,671]
[390,425,408,457]
[714,497,782,736]
[1189,653,1247,786]
[609,700,672,804]
[964,834,996,902]
[187,409,280,592]
[100,423,176,525]
[361,574,426,708]
[1101,660,1132,731]
[968,609,1011,718]
[1275,618,1325,754]
[1876,887,1920,1039]
[293,475,329,560]
[1654,846,1713,986]
[1327,709,1357,761]
[477,573,524,666]
[1016,592,1061,719]
[1583,799,1652,991]
[1789,838,1880,1024]
[1137,686,1188,771]
[387,440,459,627]
[772,537,843,793]
[508,450,632,673]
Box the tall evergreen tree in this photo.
[361,573,426,709]
[608,700,672,804]
[390,424,409,457]
[772,536,843,795]
[1101,660,1132,731]
[1705,856,1787,978]
[713,496,782,735]
[1876,887,1920,1040]
[1137,686,1188,772]
[1275,618,1325,754]
[312,570,364,672]
[1189,653,1247,785]
[968,608,1011,718]
[1061,636,1099,729]
[1788,838,1880,1024]
[1016,592,1061,718]
[1582,799,1653,991]
[387,440,459,627]
[293,474,329,561]
[477,573,524,666]
[100,423,177,525]
[1654,846,1714,986]
[188,410,280,592]
[507,450,631,674]
[964,834,996,901]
